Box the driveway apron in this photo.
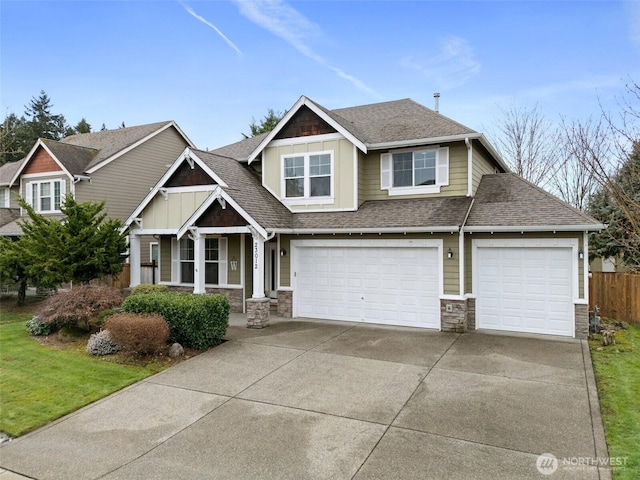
[0,316,608,479]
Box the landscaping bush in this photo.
[121,292,229,350]
[25,316,58,336]
[96,308,119,327]
[36,285,124,331]
[129,284,169,296]
[86,330,120,356]
[103,313,170,355]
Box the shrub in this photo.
[121,292,229,350]
[37,285,124,331]
[130,284,169,296]
[25,316,58,336]
[86,330,120,356]
[95,308,119,328]
[104,313,170,355]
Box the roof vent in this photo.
[434,93,440,113]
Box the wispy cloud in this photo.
[400,36,481,91]
[180,2,243,56]
[232,0,376,95]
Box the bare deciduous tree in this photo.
[491,102,559,189]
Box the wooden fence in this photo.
[589,272,640,324]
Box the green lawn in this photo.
[0,312,160,437]
[589,323,640,480]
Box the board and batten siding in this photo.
[140,191,211,229]
[75,127,190,222]
[160,236,172,282]
[358,142,468,202]
[279,233,458,295]
[263,138,355,211]
[463,232,586,298]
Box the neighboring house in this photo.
[0,121,194,263]
[125,96,603,339]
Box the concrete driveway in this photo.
[1,315,610,479]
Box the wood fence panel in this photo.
[589,272,640,324]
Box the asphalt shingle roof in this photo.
[466,173,602,228]
[60,121,173,170]
[41,139,98,176]
[211,132,269,161]
[293,197,472,230]
[194,149,292,229]
[0,161,21,185]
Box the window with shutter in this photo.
[381,147,449,195]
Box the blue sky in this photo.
[1,0,639,150]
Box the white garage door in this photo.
[476,246,574,337]
[293,241,441,329]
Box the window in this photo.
[27,179,65,212]
[282,151,332,201]
[0,188,8,208]
[179,238,194,283]
[381,147,449,195]
[150,242,159,264]
[205,238,219,284]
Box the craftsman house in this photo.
[125,96,602,338]
[0,121,194,263]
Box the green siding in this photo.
[160,236,172,282]
[227,235,241,285]
[471,147,497,194]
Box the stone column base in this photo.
[277,290,293,318]
[575,303,589,339]
[246,297,271,329]
[440,299,468,333]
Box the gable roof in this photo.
[0,161,21,186]
[211,132,269,161]
[465,173,604,231]
[9,121,194,185]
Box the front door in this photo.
[265,243,278,299]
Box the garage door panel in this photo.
[295,245,440,328]
[477,246,573,337]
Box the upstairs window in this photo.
[282,151,333,203]
[381,147,449,195]
[0,187,8,208]
[26,179,66,212]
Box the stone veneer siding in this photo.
[167,286,244,313]
[246,298,270,328]
[440,299,467,333]
[466,298,476,331]
[574,303,589,340]
[277,290,293,318]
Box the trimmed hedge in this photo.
[121,292,229,350]
[129,284,169,296]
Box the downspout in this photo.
[459,198,475,297]
[465,137,473,197]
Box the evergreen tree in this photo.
[243,108,285,138]
[24,90,68,141]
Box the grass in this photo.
[0,299,171,437]
[589,321,640,480]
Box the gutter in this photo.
[464,224,605,233]
[268,226,461,235]
[459,198,475,296]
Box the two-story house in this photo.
[0,121,194,264]
[125,96,602,339]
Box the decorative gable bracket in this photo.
[217,197,226,209]
[132,218,143,229]
[159,188,169,200]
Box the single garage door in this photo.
[293,241,441,329]
[476,246,574,337]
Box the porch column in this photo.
[251,232,266,298]
[193,229,206,294]
[129,234,141,288]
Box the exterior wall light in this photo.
[578,248,584,260]
[447,248,454,259]
[280,248,287,257]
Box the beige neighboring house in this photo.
[0,121,194,264]
[125,96,604,339]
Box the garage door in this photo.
[293,241,441,329]
[476,246,574,337]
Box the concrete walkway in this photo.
[1,314,611,479]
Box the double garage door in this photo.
[292,240,441,329]
[475,241,576,337]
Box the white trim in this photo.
[383,146,448,196]
[85,121,195,174]
[9,140,71,186]
[128,228,177,236]
[268,132,345,147]
[353,144,358,211]
[160,185,218,194]
[388,185,441,196]
[247,96,367,163]
[240,233,246,313]
[198,226,252,235]
[465,137,473,197]
[149,242,159,263]
[277,286,294,291]
[159,282,243,290]
[20,171,69,180]
[440,294,466,301]
[583,231,589,302]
